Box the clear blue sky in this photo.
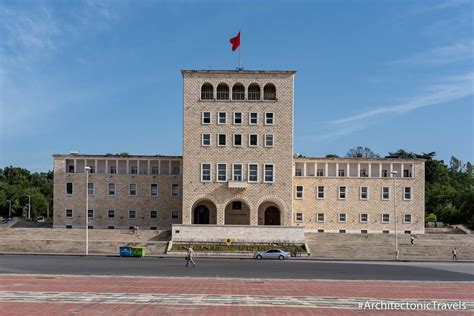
[1,0,472,171]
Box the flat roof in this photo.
[53,154,182,159]
[293,155,425,162]
[181,69,296,75]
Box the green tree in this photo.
[346,146,380,158]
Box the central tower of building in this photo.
[181,70,296,226]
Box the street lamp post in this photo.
[6,200,12,218]
[391,170,398,260]
[85,166,91,255]
[27,195,32,220]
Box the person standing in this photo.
[410,235,415,246]
[452,248,457,261]
[186,246,196,267]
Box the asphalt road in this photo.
[0,255,473,281]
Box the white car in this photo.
[254,249,290,260]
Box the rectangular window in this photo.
[338,169,345,177]
[295,212,303,222]
[150,184,158,196]
[360,187,368,200]
[202,111,211,124]
[404,187,412,200]
[108,209,115,218]
[361,230,368,234]
[317,186,325,199]
[318,229,324,233]
[264,164,274,183]
[382,169,388,177]
[264,134,273,147]
[295,168,302,176]
[404,214,412,223]
[88,183,94,196]
[150,210,158,219]
[382,187,390,200]
[66,182,73,195]
[171,210,179,220]
[171,184,179,197]
[249,134,258,147]
[202,133,211,146]
[218,112,227,124]
[296,185,303,199]
[317,213,325,222]
[218,134,227,146]
[232,164,243,181]
[339,230,346,233]
[360,168,368,177]
[201,163,211,182]
[338,186,347,199]
[109,165,117,174]
[404,169,411,178]
[360,213,368,223]
[233,112,242,125]
[88,209,94,218]
[383,230,389,234]
[128,210,136,219]
[248,164,258,182]
[233,134,242,146]
[151,166,159,174]
[249,112,258,125]
[265,112,274,125]
[338,213,347,223]
[317,169,324,176]
[129,184,137,196]
[217,163,227,182]
[130,166,138,174]
[65,209,73,218]
[382,213,390,223]
[108,183,116,196]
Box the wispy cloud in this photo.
[415,0,472,12]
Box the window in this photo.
[264,164,274,183]
[338,169,345,177]
[109,165,117,174]
[339,230,346,233]
[296,186,303,199]
[382,213,390,223]
[108,226,114,229]
[129,184,137,196]
[202,112,211,124]
[201,83,213,100]
[130,166,138,174]
[360,213,368,223]
[233,134,242,146]
[338,213,347,223]
[150,184,158,196]
[249,112,258,125]
[404,230,411,234]
[295,212,303,222]
[217,163,227,182]
[317,213,325,222]
[68,165,74,173]
[128,210,136,219]
[218,112,227,124]
[338,186,347,199]
[108,209,115,218]
[264,134,273,147]
[65,209,73,218]
[360,187,368,200]
[151,166,159,174]
[265,112,274,125]
[404,214,412,223]
[248,164,258,182]
[171,210,179,220]
[404,187,412,200]
[150,227,157,230]
[216,83,229,100]
[317,186,325,199]
[217,134,227,146]
[150,210,158,219]
[317,169,324,176]
[66,182,73,195]
[361,230,368,234]
[232,83,245,100]
[382,169,388,177]
[360,169,368,177]
[171,184,179,197]
[249,134,258,147]
[88,209,94,218]
[233,112,242,125]
[232,201,242,210]
[248,83,261,100]
[201,163,211,182]
[295,168,302,176]
[232,164,243,181]
[404,169,411,177]
[108,183,116,196]
[383,230,389,234]
[202,133,211,146]
[318,229,324,233]
[88,183,94,195]
[382,187,390,200]
[66,225,72,229]
[263,83,276,100]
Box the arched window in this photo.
[216,83,229,100]
[263,83,276,100]
[232,83,245,100]
[201,83,213,100]
[248,83,261,101]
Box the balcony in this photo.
[228,181,247,189]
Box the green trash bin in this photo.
[131,247,145,257]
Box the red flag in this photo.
[230,32,240,51]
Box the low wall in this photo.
[171,224,305,244]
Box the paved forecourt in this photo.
[0,274,473,315]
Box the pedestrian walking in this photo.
[185,246,196,267]
[410,235,415,246]
[452,248,457,261]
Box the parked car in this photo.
[36,216,45,223]
[254,249,290,260]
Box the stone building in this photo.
[53,69,425,234]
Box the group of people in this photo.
[411,235,458,261]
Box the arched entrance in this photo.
[264,206,280,225]
[192,200,217,224]
[224,200,250,225]
[194,205,209,224]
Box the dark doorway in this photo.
[264,206,280,225]
[194,205,210,224]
